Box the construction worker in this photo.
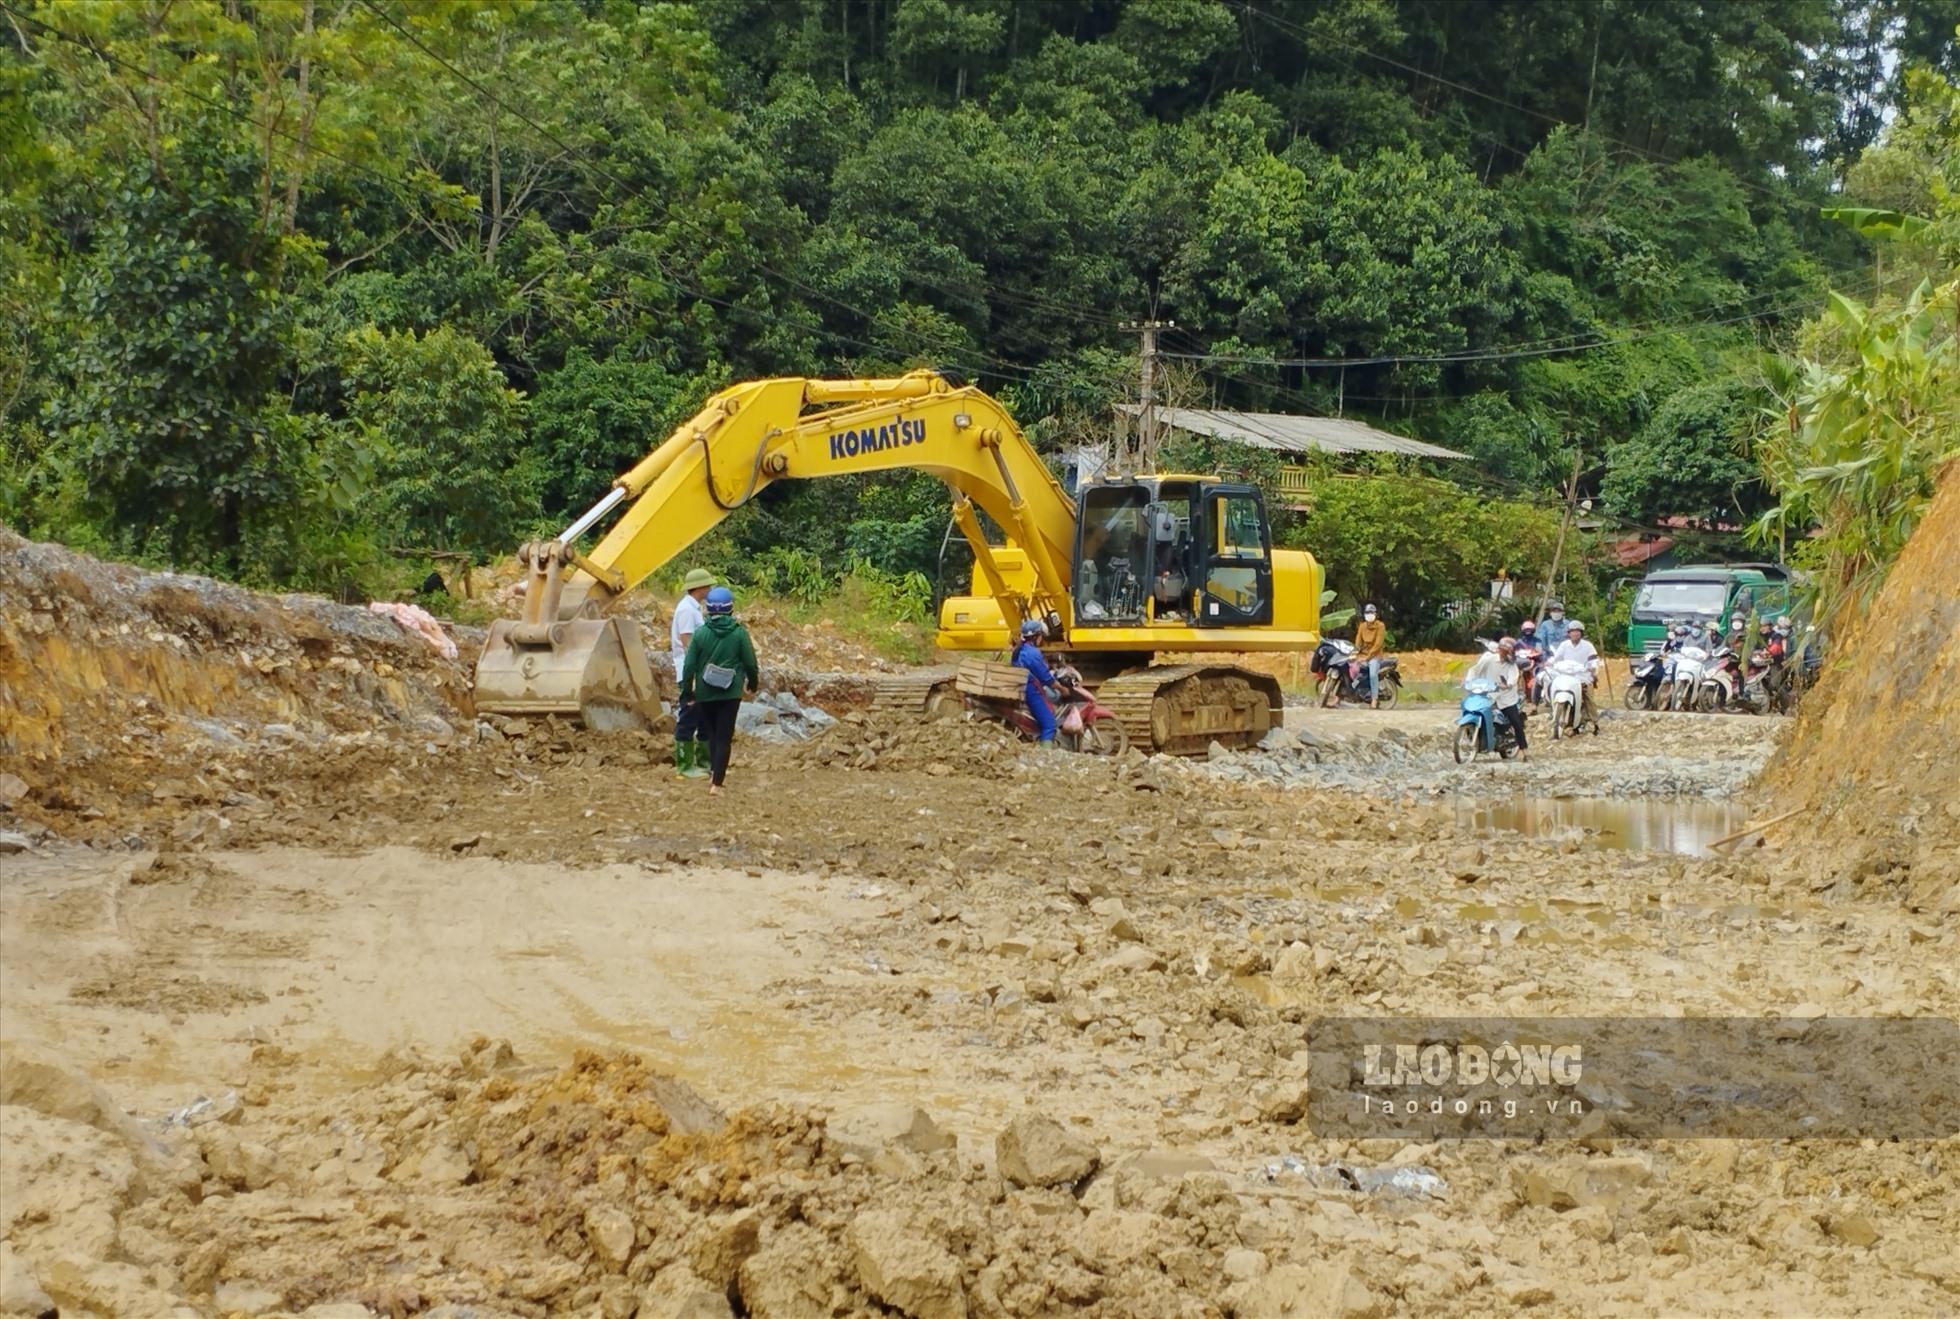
[1012,617,1059,744]
[680,586,760,797]
[671,567,715,778]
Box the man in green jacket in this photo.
[680,586,760,795]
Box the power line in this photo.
[1160,279,1864,371]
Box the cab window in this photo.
[1201,492,1271,621]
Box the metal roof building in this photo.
[1117,404,1468,461]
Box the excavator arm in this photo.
[477,371,1075,724]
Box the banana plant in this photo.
[1319,588,1355,632]
[1750,276,1958,638]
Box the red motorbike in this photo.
[969,665,1131,755]
[1514,643,1544,707]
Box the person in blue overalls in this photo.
[1012,617,1058,744]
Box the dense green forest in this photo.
[2,0,1955,636]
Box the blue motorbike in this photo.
[1453,676,1520,764]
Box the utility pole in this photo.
[1538,447,1585,624]
[1120,318,1173,475]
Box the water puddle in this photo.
[1454,795,1748,857]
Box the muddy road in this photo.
[4,695,1957,1318]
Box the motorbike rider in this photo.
[1550,620,1602,726]
[1537,599,1568,639]
[1726,611,1754,652]
[1012,617,1059,745]
[1658,620,1693,685]
[1515,618,1542,702]
[1353,603,1387,708]
[1464,637,1528,761]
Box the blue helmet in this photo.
[706,585,735,614]
[1019,617,1044,638]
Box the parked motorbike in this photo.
[1311,638,1402,709]
[969,664,1130,754]
[1453,677,1520,764]
[1624,651,1668,710]
[1544,657,1598,738]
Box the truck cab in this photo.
[1627,563,1794,653]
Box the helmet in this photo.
[1567,620,1585,633]
[705,585,735,614]
[681,567,715,591]
[1519,619,1536,632]
[1775,615,1791,629]
[1019,618,1044,638]
[1497,636,1516,653]
[1547,600,1564,612]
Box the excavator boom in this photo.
[477,372,1078,726]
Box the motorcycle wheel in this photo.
[1696,685,1723,715]
[1551,704,1564,740]
[1453,724,1476,764]
[1320,675,1338,709]
[1068,720,1130,756]
[1624,684,1650,711]
[1375,682,1399,711]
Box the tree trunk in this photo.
[282,0,316,235]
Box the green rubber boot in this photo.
[681,739,710,779]
[673,739,692,779]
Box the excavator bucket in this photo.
[474,616,664,731]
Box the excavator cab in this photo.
[1071,478,1274,630]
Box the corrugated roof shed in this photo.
[1118,404,1468,460]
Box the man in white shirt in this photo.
[1464,636,1528,759]
[1549,620,1601,727]
[671,567,715,778]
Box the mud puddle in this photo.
[1453,794,1748,856]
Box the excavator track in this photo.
[868,667,961,721]
[1095,664,1283,757]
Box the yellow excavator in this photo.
[474,371,1322,754]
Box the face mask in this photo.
[1364,611,1376,621]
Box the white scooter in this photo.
[1666,643,1709,712]
[1545,657,1599,739]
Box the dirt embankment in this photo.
[0,531,471,769]
[1755,463,1960,912]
